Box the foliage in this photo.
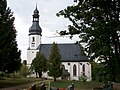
[50,80,102,89]
[79,75,87,82]
[31,53,47,78]
[19,64,30,77]
[0,0,21,73]
[57,0,120,82]
[61,68,70,80]
[48,42,62,82]
[91,62,103,81]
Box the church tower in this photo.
[27,6,42,65]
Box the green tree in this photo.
[57,0,120,82]
[19,64,30,77]
[0,0,21,73]
[48,42,62,82]
[31,53,47,78]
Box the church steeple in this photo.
[33,6,39,21]
[27,5,42,65]
[29,6,42,36]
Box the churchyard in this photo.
[0,77,103,90]
[0,76,120,90]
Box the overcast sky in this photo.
[7,0,79,60]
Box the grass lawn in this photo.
[49,80,103,90]
[0,77,103,90]
[0,77,41,88]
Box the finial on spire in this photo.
[36,3,37,9]
[33,2,39,14]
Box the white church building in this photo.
[27,7,91,81]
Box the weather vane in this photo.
[33,0,38,5]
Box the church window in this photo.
[73,64,77,76]
[34,18,38,21]
[80,63,82,65]
[31,44,35,47]
[82,64,85,75]
[68,63,70,65]
[32,37,35,42]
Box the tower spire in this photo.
[36,3,37,8]
[35,2,38,11]
[29,6,42,36]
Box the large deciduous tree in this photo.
[57,0,120,82]
[48,42,62,82]
[31,53,47,78]
[0,0,21,73]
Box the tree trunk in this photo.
[112,33,120,82]
[38,72,42,78]
[54,77,56,82]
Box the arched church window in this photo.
[32,37,35,42]
[73,64,77,76]
[82,64,85,75]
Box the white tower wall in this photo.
[29,35,41,49]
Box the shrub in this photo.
[79,75,87,82]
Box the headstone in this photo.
[67,84,74,90]
[32,84,36,90]
[40,83,46,90]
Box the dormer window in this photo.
[74,54,78,58]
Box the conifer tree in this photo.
[48,42,62,82]
[31,53,47,77]
[0,0,21,73]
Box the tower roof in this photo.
[29,6,42,36]
[33,6,39,18]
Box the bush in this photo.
[79,75,87,82]
[19,64,31,77]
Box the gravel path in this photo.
[0,83,34,90]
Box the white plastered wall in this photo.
[27,49,39,65]
[27,34,41,65]
[62,62,91,81]
[29,35,41,49]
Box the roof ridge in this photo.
[41,43,78,45]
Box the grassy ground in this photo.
[0,77,41,88]
[49,80,103,90]
[1,77,120,90]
